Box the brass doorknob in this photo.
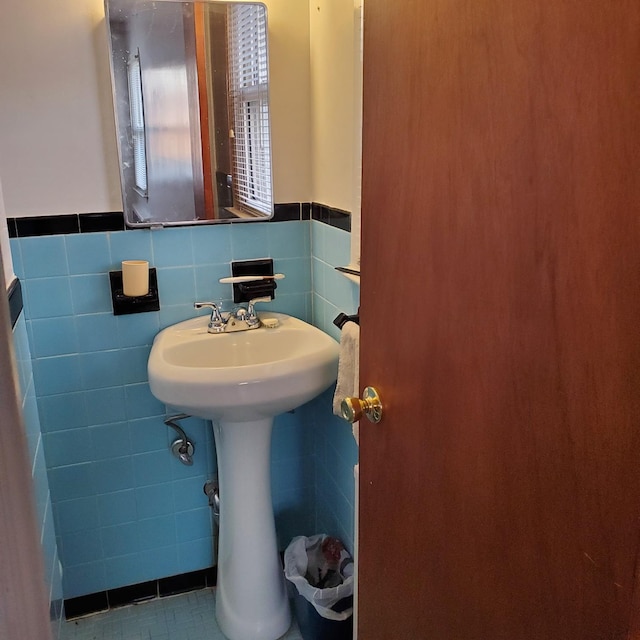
[341,387,383,424]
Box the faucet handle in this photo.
[248,296,271,311]
[194,301,219,312]
[246,296,271,325]
[194,301,226,332]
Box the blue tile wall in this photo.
[11,220,318,600]
[310,220,359,342]
[12,312,64,639]
[12,216,359,600]
[308,220,360,553]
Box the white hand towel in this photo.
[332,321,360,419]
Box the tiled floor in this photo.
[60,588,303,640]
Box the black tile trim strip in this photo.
[63,568,217,620]
[311,203,351,232]
[272,202,351,230]
[271,202,302,222]
[15,214,80,237]
[79,212,126,233]
[8,212,125,238]
[8,203,351,237]
[8,278,22,329]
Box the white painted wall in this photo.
[268,0,313,203]
[308,0,356,212]
[0,0,122,217]
[0,0,312,217]
[308,0,361,267]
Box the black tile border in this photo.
[8,278,22,329]
[8,212,125,238]
[271,202,351,231]
[272,202,302,222]
[311,203,351,232]
[8,202,351,238]
[64,567,217,620]
[79,211,126,233]
[15,214,80,237]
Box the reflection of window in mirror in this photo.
[227,5,272,217]
[126,51,148,197]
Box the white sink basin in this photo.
[148,313,338,640]
[148,312,339,422]
[147,311,340,640]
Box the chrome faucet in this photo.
[194,296,272,333]
[195,273,284,333]
[194,302,226,333]
[224,297,271,332]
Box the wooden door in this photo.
[358,1,640,638]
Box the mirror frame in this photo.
[105,0,274,228]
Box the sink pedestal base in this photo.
[213,418,291,640]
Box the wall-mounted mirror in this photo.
[105,0,273,227]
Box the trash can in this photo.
[284,534,354,640]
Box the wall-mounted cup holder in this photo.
[109,268,160,315]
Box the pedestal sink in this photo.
[148,312,339,640]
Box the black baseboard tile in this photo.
[158,568,209,597]
[205,566,217,587]
[301,202,312,220]
[79,212,125,233]
[63,567,217,620]
[64,591,109,620]
[108,580,157,608]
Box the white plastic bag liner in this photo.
[284,534,354,622]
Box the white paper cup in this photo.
[122,260,149,297]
